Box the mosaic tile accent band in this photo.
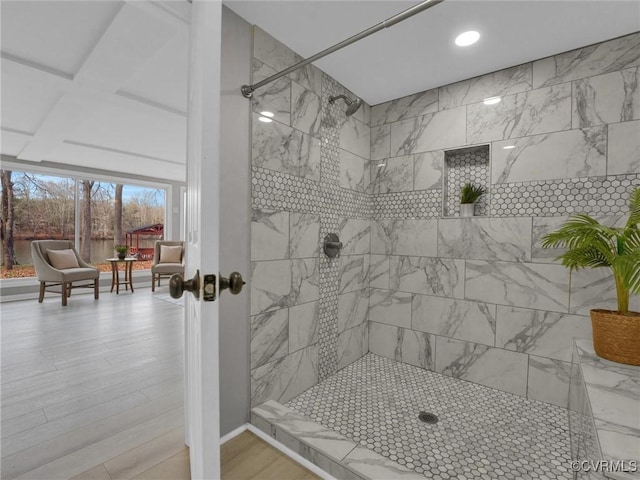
[287,354,572,479]
[317,75,343,379]
[491,174,640,217]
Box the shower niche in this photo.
[443,144,490,217]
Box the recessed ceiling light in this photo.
[258,116,272,123]
[483,96,501,105]
[503,145,516,150]
[260,111,274,118]
[455,30,480,47]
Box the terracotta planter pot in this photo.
[590,309,640,366]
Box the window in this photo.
[1,169,166,277]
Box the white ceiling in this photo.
[227,0,640,105]
[1,0,638,180]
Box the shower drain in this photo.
[418,411,439,424]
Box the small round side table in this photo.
[106,257,137,294]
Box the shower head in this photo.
[329,95,363,116]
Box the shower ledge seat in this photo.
[570,340,640,480]
[251,400,424,480]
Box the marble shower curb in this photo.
[251,400,424,480]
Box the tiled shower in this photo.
[249,25,639,478]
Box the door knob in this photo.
[169,270,200,299]
[219,271,245,295]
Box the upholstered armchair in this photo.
[150,241,185,292]
[31,240,100,306]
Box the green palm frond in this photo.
[622,227,640,252]
[555,247,610,269]
[541,187,640,314]
[625,187,640,228]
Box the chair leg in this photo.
[94,279,99,299]
[62,283,68,306]
[152,274,156,292]
[39,282,45,303]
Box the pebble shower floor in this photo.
[286,354,572,480]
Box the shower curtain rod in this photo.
[240,0,445,98]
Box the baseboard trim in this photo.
[247,424,337,480]
[220,424,248,444]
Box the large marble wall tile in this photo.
[290,63,322,97]
[467,83,572,144]
[339,115,370,160]
[339,255,369,294]
[251,345,318,406]
[343,446,426,480]
[369,254,390,289]
[573,68,640,128]
[371,219,437,257]
[527,356,571,407]
[608,119,640,175]
[289,301,319,353]
[253,27,321,95]
[370,156,413,194]
[338,218,370,255]
[533,32,640,88]
[251,258,319,315]
[370,125,390,161]
[531,216,569,264]
[465,260,569,312]
[435,337,528,396]
[390,107,466,156]
[338,149,368,193]
[291,83,321,138]
[251,59,291,126]
[439,64,532,110]
[369,288,411,328]
[412,295,496,346]
[338,289,369,334]
[438,217,532,262]
[251,209,289,261]
[491,127,606,184]
[252,114,321,181]
[251,309,289,369]
[289,213,319,259]
[369,322,435,371]
[570,267,640,316]
[495,306,590,362]
[371,89,438,126]
[414,151,443,190]
[253,27,297,78]
[390,256,465,298]
[337,323,368,370]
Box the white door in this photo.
[184,1,222,478]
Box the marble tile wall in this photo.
[250,29,640,410]
[367,32,640,408]
[250,28,371,407]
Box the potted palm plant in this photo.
[460,183,486,217]
[541,187,640,365]
[114,245,129,260]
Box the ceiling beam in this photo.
[18,3,180,162]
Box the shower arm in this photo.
[240,0,445,98]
